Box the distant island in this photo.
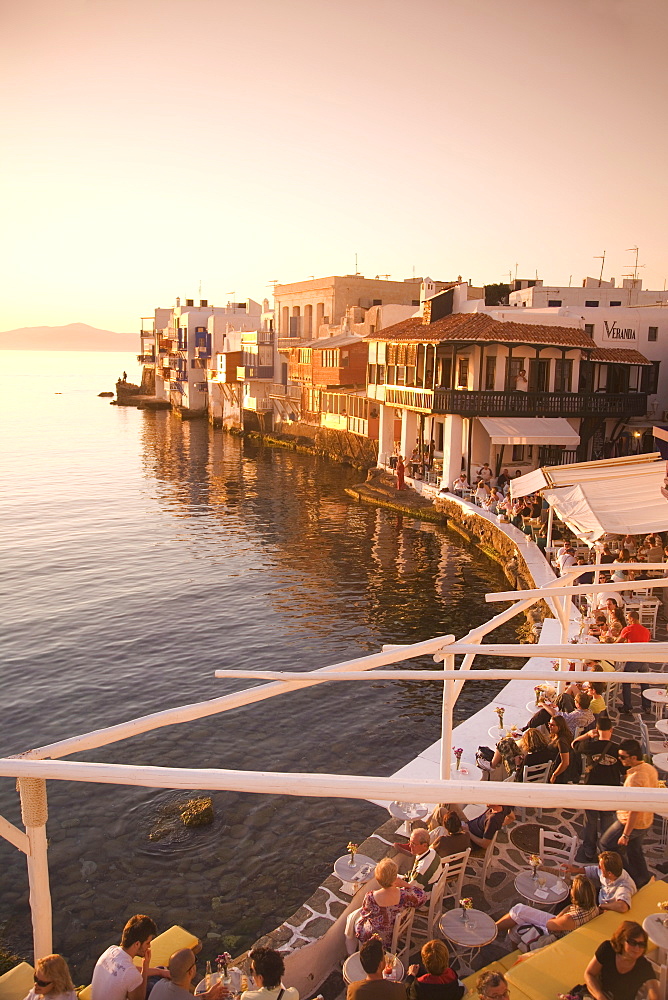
[0,322,138,352]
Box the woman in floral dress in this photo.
[345,857,426,953]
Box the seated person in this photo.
[152,951,225,1000]
[525,690,594,735]
[466,805,514,850]
[346,858,425,953]
[241,949,298,1000]
[489,728,555,781]
[452,473,469,495]
[396,829,442,894]
[475,974,508,1000]
[582,679,606,717]
[495,874,599,939]
[406,940,464,1000]
[23,955,77,1000]
[346,936,408,1000]
[393,818,429,856]
[431,810,470,859]
[584,921,659,1000]
[564,851,636,913]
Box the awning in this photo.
[512,452,668,542]
[479,417,580,447]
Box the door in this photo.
[528,359,549,393]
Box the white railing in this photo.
[2,563,668,959]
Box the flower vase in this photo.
[455,757,461,771]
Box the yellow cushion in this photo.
[0,963,35,1000]
[77,986,92,1000]
[133,926,200,970]
[506,881,668,1000]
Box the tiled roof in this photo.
[369,312,595,348]
[589,347,653,365]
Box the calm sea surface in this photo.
[0,351,515,976]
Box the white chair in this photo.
[467,829,500,887]
[539,828,578,868]
[389,904,415,968]
[411,850,471,945]
[517,759,553,821]
[638,601,659,638]
[638,717,666,758]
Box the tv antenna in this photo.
[355,252,360,275]
[624,246,645,283]
[594,251,606,287]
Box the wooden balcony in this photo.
[432,388,648,418]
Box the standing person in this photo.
[572,715,623,859]
[122,371,128,382]
[22,956,76,1000]
[91,915,164,1000]
[346,937,408,1000]
[599,739,659,887]
[477,463,492,484]
[514,369,528,392]
[396,456,406,491]
[547,717,574,784]
[616,610,651,714]
[497,469,510,491]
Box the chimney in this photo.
[176,297,180,307]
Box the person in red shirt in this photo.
[617,611,651,713]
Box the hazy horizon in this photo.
[3,0,667,335]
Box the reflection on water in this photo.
[0,352,518,976]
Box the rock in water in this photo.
[180,797,214,828]
[99,392,114,397]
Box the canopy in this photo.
[521,453,668,542]
[479,417,580,446]
[511,452,663,500]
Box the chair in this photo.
[638,600,659,638]
[467,829,500,887]
[0,964,35,1000]
[389,904,416,967]
[539,828,577,868]
[411,848,473,945]
[638,717,666,759]
[517,760,553,821]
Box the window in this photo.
[610,301,622,307]
[548,300,562,307]
[485,356,496,390]
[386,364,396,384]
[585,300,599,307]
[648,326,658,342]
[584,323,595,336]
[376,364,386,384]
[298,348,312,364]
[412,300,420,306]
[321,350,339,367]
[505,357,525,390]
[554,359,573,392]
[373,299,382,306]
[512,445,533,462]
[457,358,469,387]
[641,361,660,394]
[368,363,377,385]
[341,350,349,367]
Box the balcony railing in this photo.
[237,365,274,381]
[384,387,435,412]
[278,336,302,351]
[137,354,155,364]
[432,388,648,418]
[269,383,301,399]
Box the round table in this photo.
[439,908,497,970]
[651,752,668,772]
[450,761,478,780]
[333,853,376,895]
[388,801,429,836]
[488,726,523,743]
[509,823,542,855]
[514,869,569,906]
[195,970,245,996]
[644,689,668,720]
[343,953,404,985]
[655,718,668,736]
[643,913,668,964]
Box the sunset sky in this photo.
[2,0,667,333]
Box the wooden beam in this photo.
[214,668,666,684]
[486,573,668,602]
[0,813,30,854]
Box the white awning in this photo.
[511,452,663,500]
[479,417,580,446]
[512,453,668,542]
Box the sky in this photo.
[2,0,668,333]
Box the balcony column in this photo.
[440,414,465,489]
[377,404,395,467]
[400,409,418,462]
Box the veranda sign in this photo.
[602,319,636,341]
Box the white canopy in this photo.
[480,416,580,446]
[511,452,664,500]
[520,453,668,542]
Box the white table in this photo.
[644,689,668,720]
[450,760,478,780]
[333,853,376,895]
[643,913,668,964]
[651,752,668,772]
[488,726,523,742]
[388,801,429,836]
[655,718,668,736]
[195,970,245,996]
[514,869,569,906]
[343,952,404,985]
[439,908,497,971]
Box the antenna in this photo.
[198,278,202,298]
[514,262,519,280]
[624,246,645,283]
[594,251,606,287]
[267,280,279,287]
[355,252,359,275]
[507,270,513,285]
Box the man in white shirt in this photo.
[565,850,636,913]
[397,828,441,894]
[452,473,469,495]
[477,463,492,483]
[92,914,164,1000]
[558,547,577,575]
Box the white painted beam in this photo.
[214,668,667,684]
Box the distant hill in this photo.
[0,322,138,352]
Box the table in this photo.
[514,869,569,906]
[644,689,668,720]
[651,752,668,772]
[333,853,376,895]
[643,913,668,965]
[439,907,497,970]
[488,726,523,742]
[655,718,668,736]
[343,953,404,985]
[509,823,542,855]
[195,970,245,996]
[388,801,429,836]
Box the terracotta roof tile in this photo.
[369,312,595,349]
[589,347,652,365]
